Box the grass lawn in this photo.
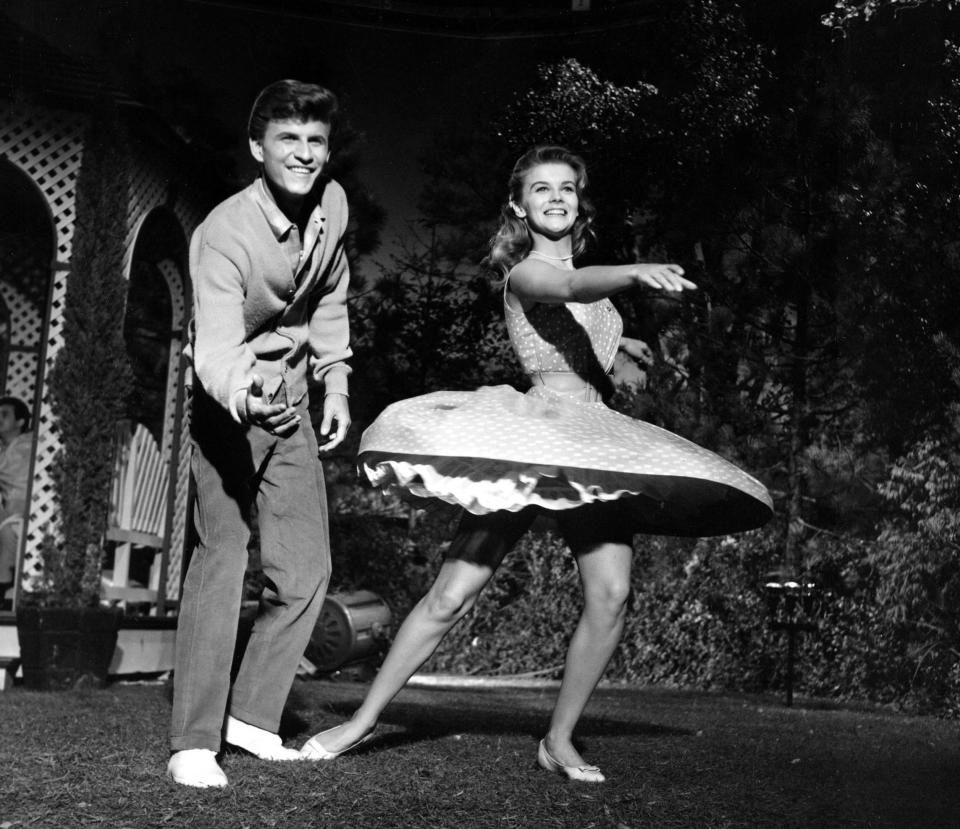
[1,677,958,829]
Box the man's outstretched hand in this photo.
[244,375,301,437]
[317,393,350,454]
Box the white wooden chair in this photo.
[102,422,169,611]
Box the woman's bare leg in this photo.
[306,509,533,753]
[311,557,495,751]
[543,541,632,767]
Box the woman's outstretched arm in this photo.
[508,258,696,306]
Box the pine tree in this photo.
[40,98,135,607]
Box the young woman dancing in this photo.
[301,145,773,782]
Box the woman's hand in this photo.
[631,263,696,292]
[619,336,656,366]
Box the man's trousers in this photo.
[170,389,330,752]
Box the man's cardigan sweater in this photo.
[188,176,351,421]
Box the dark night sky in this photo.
[5,0,650,269]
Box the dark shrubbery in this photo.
[617,531,781,692]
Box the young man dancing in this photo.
[168,79,352,788]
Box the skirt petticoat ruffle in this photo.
[358,384,773,537]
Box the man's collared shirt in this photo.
[250,177,326,284]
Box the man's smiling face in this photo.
[249,118,331,213]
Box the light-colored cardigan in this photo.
[188,177,352,420]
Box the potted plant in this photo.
[16,539,124,690]
[16,99,135,690]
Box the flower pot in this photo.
[15,605,123,690]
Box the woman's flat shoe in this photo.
[300,726,374,761]
[224,715,301,761]
[537,739,606,783]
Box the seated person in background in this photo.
[0,396,33,606]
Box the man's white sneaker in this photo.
[224,715,301,760]
[167,749,228,788]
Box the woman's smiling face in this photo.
[516,162,580,238]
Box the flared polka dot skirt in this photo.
[359,384,773,537]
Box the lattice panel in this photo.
[0,262,44,403]
[155,180,202,605]
[0,282,43,348]
[24,277,66,582]
[165,377,192,603]
[136,244,191,606]
[158,258,187,330]
[0,103,85,263]
[5,351,39,404]
[3,102,85,584]
[125,172,167,267]
[156,258,185,457]
[160,340,185,593]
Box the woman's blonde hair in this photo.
[486,145,596,278]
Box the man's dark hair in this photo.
[0,396,30,431]
[248,80,339,142]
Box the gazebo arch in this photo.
[104,206,192,612]
[0,14,214,671]
[125,207,190,448]
[0,158,56,612]
[0,158,55,405]
[0,102,89,611]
